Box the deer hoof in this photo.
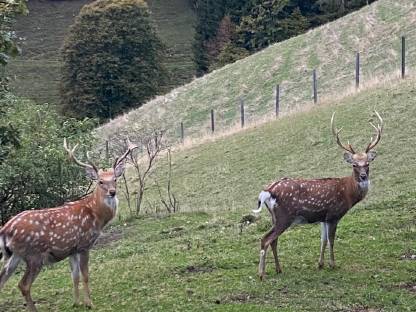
[84,301,94,309]
[318,262,324,269]
[276,267,282,274]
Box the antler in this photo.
[63,138,98,171]
[113,137,138,168]
[331,112,356,154]
[365,110,383,153]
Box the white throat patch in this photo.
[358,180,370,192]
[104,196,119,212]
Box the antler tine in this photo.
[365,110,383,153]
[86,151,99,172]
[331,112,356,154]
[113,137,139,168]
[63,138,96,170]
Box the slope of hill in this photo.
[6,0,196,104]
[127,77,416,215]
[96,0,416,147]
[1,76,415,312]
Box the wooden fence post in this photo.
[356,52,360,88]
[402,36,406,79]
[180,122,184,142]
[211,109,215,133]
[105,140,109,164]
[313,69,318,104]
[275,84,280,117]
[240,98,245,128]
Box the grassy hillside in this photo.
[6,0,196,104]
[96,0,416,146]
[1,74,415,312]
[6,0,92,104]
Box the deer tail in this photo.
[0,233,12,262]
[252,191,272,214]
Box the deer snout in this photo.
[359,173,368,181]
[109,189,116,197]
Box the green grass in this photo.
[2,73,416,311]
[123,78,416,215]
[6,0,196,104]
[96,0,416,146]
[0,201,415,311]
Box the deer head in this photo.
[331,111,383,186]
[63,138,138,200]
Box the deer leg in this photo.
[259,222,288,280]
[270,238,282,274]
[18,259,42,312]
[258,227,274,280]
[0,254,21,290]
[79,251,93,308]
[318,222,328,269]
[69,254,81,306]
[327,222,338,269]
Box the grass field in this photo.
[1,73,415,311]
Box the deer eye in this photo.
[99,181,104,185]
[353,164,358,168]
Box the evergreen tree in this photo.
[192,0,375,73]
[279,7,310,39]
[211,42,250,70]
[60,0,168,121]
[192,0,226,76]
[236,0,290,51]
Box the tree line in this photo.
[191,0,376,76]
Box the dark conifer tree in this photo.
[60,0,168,121]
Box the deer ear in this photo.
[343,152,354,164]
[367,150,377,162]
[85,167,98,180]
[114,160,126,178]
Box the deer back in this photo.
[266,176,364,223]
[0,195,104,264]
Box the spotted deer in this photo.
[0,138,137,311]
[255,111,383,280]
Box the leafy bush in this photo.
[0,0,28,66]
[0,94,96,224]
[60,0,168,122]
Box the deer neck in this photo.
[347,174,369,205]
[88,188,118,228]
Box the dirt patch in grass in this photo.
[95,228,124,248]
[400,249,416,260]
[214,292,257,305]
[225,292,253,303]
[175,263,216,275]
[160,226,185,238]
[397,282,416,293]
[346,306,383,312]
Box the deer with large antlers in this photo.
[0,139,137,311]
[254,111,383,280]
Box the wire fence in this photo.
[176,34,410,142]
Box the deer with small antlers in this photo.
[254,111,383,280]
[0,138,137,311]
